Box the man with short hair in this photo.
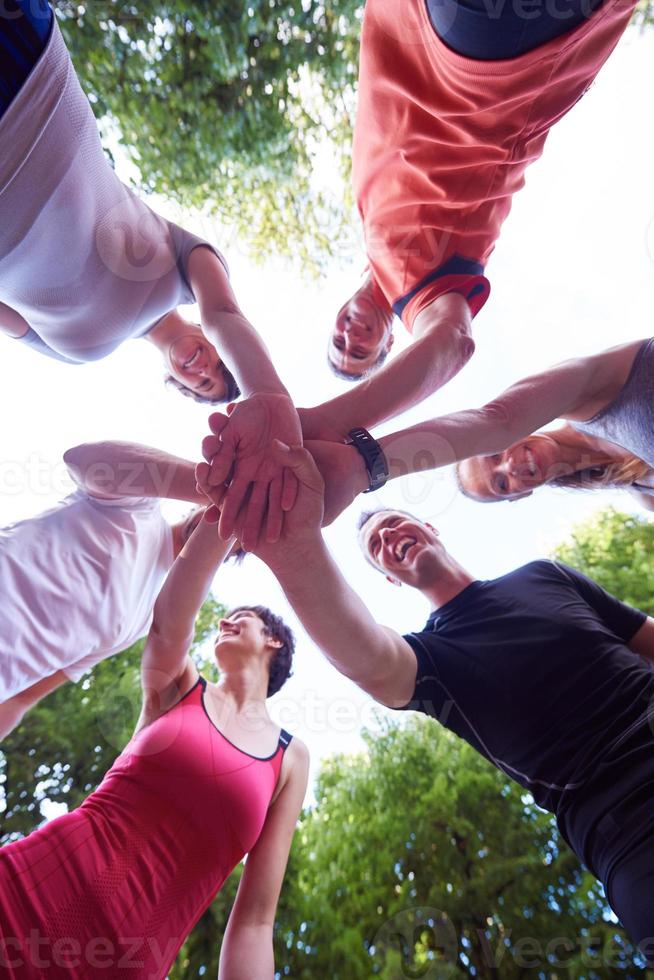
[0,441,206,739]
[316,0,638,444]
[249,445,654,963]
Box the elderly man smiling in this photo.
[246,444,654,965]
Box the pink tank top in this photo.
[0,678,291,979]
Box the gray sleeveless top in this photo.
[571,339,654,473]
[0,21,227,363]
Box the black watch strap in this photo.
[347,427,389,493]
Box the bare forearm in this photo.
[151,520,232,642]
[313,298,474,437]
[218,924,274,980]
[0,698,27,741]
[267,537,389,691]
[0,670,67,741]
[203,312,288,399]
[190,247,289,398]
[377,407,514,481]
[64,441,204,502]
[376,354,609,479]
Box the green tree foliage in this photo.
[279,718,649,979]
[551,507,654,614]
[53,1,650,274]
[54,0,362,274]
[0,595,224,842]
[169,871,242,979]
[4,512,654,976]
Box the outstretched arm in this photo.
[217,327,641,527]
[300,293,474,442]
[218,740,309,980]
[136,517,233,730]
[64,441,206,502]
[253,445,417,707]
[374,338,647,478]
[188,247,289,399]
[188,248,302,545]
[269,538,416,706]
[238,334,634,524]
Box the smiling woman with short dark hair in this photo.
[0,515,309,979]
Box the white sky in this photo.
[1,26,653,804]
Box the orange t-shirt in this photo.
[352,0,636,330]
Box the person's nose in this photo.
[196,359,214,379]
[379,526,395,551]
[494,455,519,492]
[344,318,365,339]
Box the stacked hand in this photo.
[195,392,302,550]
[196,403,369,551]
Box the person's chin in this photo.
[388,561,415,586]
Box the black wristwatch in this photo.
[347,427,389,493]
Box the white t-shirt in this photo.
[0,491,173,701]
[0,21,227,363]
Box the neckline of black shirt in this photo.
[427,579,484,626]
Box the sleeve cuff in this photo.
[399,273,491,331]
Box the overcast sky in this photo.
[1,25,653,804]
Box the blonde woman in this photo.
[458,436,652,507]
[453,338,654,509]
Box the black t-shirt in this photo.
[400,560,654,872]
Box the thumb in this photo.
[271,439,305,466]
[208,412,230,436]
[272,441,323,484]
